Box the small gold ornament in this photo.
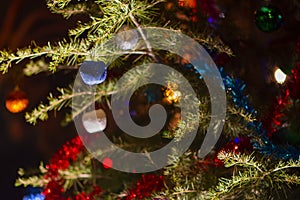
[163,82,182,105]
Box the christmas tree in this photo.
[1,0,300,199]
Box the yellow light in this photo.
[274,68,286,84]
[163,83,182,104]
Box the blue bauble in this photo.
[79,61,107,85]
[23,193,44,200]
[23,187,44,200]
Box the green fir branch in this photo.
[47,0,90,18]
[47,0,73,12]
[26,80,118,125]
[206,152,300,200]
[25,86,75,125]
[0,39,89,74]
[69,0,163,43]
[15,164,48,187]
[15,175,47,188]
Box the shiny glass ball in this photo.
[255,5,283,32]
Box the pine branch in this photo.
[218,152,264,172]
[0,0,162,74]
[26,80,118,125]
[47,0,73,12]
[194,35,233,56]
[25,87,75,125]
[0,39,89,74]
[206,152,300,199]
[69,0,163,43]
[15,175,47,188]
[15,165,48,187]
[47,0,90,18]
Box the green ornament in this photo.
[255,5,283,32]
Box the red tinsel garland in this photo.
[43,136,102,200]
[263,36,300,138]
[43,136,165,199]
[124,174,164,200]
[266,63,300,137]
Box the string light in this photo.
[274,68,287,84]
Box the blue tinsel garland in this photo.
[219,67,300,161]
[185,63,300,160]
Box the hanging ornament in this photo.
[5,86,29,113]
[178,0,196,9]
[255,5,283,32]
[162,83,182,105]
[23,187,44,200]
[82,109,107,133]
[115,25,139,50]
[23,193,44,200]
[177,0,197,22]
[79,61,107,86]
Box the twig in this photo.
[129,12,158,62]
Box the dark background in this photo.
[0,0,77,198]
[0,0,300,199]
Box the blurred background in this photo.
[0,0,299,199]
[0,0,77,198]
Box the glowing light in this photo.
[102,157,113,169]
[274,68,287,84]
[163,83,182,104]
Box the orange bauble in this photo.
[178,0,197,22]
[6,87,29,113]
[178,0,197,9]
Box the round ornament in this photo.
[23,193,44,200]
[79,61,107,86]
[255,5,283,32]
[6,87,29,113]
[115,26,139,50]
[82,109,107,133]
